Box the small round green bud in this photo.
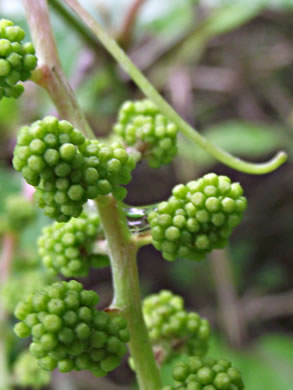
[43,314,62,332]
[14,322,31,338]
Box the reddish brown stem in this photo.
[118,0,147,47]
[23,0,94,139]
[0,234,16,285]
[210,248,247,347]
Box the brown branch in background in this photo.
[168,66,200,182]
[168,67,194,123]
[209,248,247,347]
[242,290,293,323]
[0,234,16,286]
[118,0,147,48]
[191,66,240,93]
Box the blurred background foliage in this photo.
[0,0,293,389]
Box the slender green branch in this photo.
[62,0,287,174]
[96,196,162,390]
[133,232,152,248]
[48,0,112,61]
[23,2,161,388]
[22,0,95,139]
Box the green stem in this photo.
[48,0,112,60]
[22,0,95,139]
[23,2,161,388]
[63,0,287,175]
[96,196,162,390]
[133,232,152,249]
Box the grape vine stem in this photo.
[95,195,162,390]
[23,1,162,389]
[63,0,287,175]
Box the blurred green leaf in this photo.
[256,264,286,289]
[151,0,269,75]
[78,67,127,117]
[141,0,196,38]
[0,98,20,128]
[178,120,287,167]
[209,334,293,390]
[20,211,51,251]
[259,334,293,366]
[203,0,269,37]
[0,167,21,213]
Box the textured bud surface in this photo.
[114,99,178,168]
[38,211,109,277]
[14,281,130,376]
[163,356,244,390]
[148,173,247,261]
[143,290,210,362]
[79,139,135,200]
[14,351,51,388]
[0,19,37,100]
[13,117,135,221]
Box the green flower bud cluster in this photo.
[3,194,36,232]
[0,19,37,100]
[14,351,51,388]
[14,281,130,376]
[163,356,244,390]
[114,99,178,168]
[148,173,247,261]
[143,291,210,362]
[79,139,136,201]
[38,211,109,277]
[13,117,135,221]
[1,270,55,314]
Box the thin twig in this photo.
[209,248,247,347]
[118,0,147,47]
[61,0,287,174]
[242,290,293,322]
[0,234,16,285]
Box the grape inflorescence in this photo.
[0,19,37,99]
[4,194,36,232]
[114,99,178,168]
[13,117,135,221]
[14,281,130,376]
[143,290,210,362]
[148,173,247,261]
[163,356,244,390]
[14,351,51,388]
[38,211,109,277]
